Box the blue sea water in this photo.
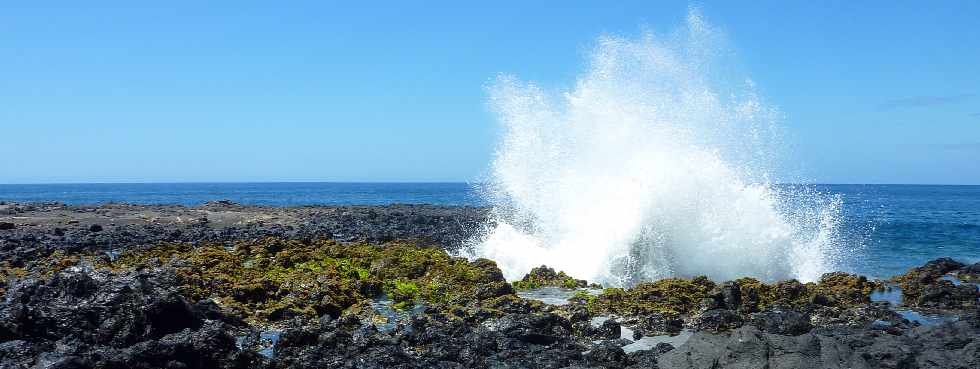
[0,183,977,278]
[0,182,484,207]
[819,184,980,278]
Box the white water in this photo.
[465,10,845,287]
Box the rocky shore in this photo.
[2,202,979,368]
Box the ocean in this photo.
[1,182,977,279]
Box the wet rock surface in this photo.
[1,204,979,368]
[893,257,980,311]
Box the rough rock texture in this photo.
[0,202,489,262]
[0,266,263,369]
[511,265,590,290]
[893,257,980,310]
[955,262,980,282]
[2,204,979,368]
[659,316,980,369]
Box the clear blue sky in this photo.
[2,1,978,184]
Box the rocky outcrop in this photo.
[0,266,263,369]
[658,314,980,369]
[893,257,980,310]
[1,209,979,368]
[0,202,490,266]
[511,265,591,290]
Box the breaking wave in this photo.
[465,9,846,287]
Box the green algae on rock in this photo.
[511,265,590,290]
[891,257,979,310]
[588,276,716,317]
[100,238,513,324]
[580,272,882,330]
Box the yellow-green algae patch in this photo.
[99,238,512,325]
[589,276,716,317]
[511,265,591,290]
[586,272,882,317]
[0,250,92,298]
[1,239,883,329]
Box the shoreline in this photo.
[0,201,489,255]
[2,202,979,368]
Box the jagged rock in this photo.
[749,307,812,335]
[688,309,743,332]
[915,280,979,310]
[894,257,979,310]
[659,314,980,369]
[955,262,980,282]
[583,341,628,367]
[0,267,263,369]
[512,265,588,290]
[707,281,742,311]
[2,216,979,369]
[491,312,572,345]
[592,318,622,340]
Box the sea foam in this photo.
[465,9,845,287]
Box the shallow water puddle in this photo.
[258,331,280,358]
[622,329,693,353]
[235,330,280,358]
[895,310,958,325]
[516,286,601,305]
[369,296,424,333]
[870,283,962,325]
[590,316,692,353]
[941,275,964,286]
[870,285,903,305]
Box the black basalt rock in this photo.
[583,340,628,367]
[593,318,622,340]
[688,308,744,332]
[749,307,812,335]
[493,312,572,345]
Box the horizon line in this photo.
[1,181,979,186]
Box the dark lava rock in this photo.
[688,309,743,332]
[492,312,573,345]
[583,340,628,367]
[271,308,592,369]
[591,318,622,340]
[624,313,685,336]
[915,280,979,310]
[921,257,967,275]
[0,203,490,263]
[0,267,262,369]
[660,314,980,369]
[895,258,979,311]
[749,307,812,335]
[706,281,742,311]
[0,222,14,230]
[955,262,980,282]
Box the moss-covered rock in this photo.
[811,272,881,307]
[589,276,716,317]
[577,272,881,334]
[97,238,514,324]
[892,257,972,309]
[511,265,589,290]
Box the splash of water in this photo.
[466,10,845,286]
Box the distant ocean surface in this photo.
[0,182,484,207]
[1,182,977,278]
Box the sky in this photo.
[1,1,978,184]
